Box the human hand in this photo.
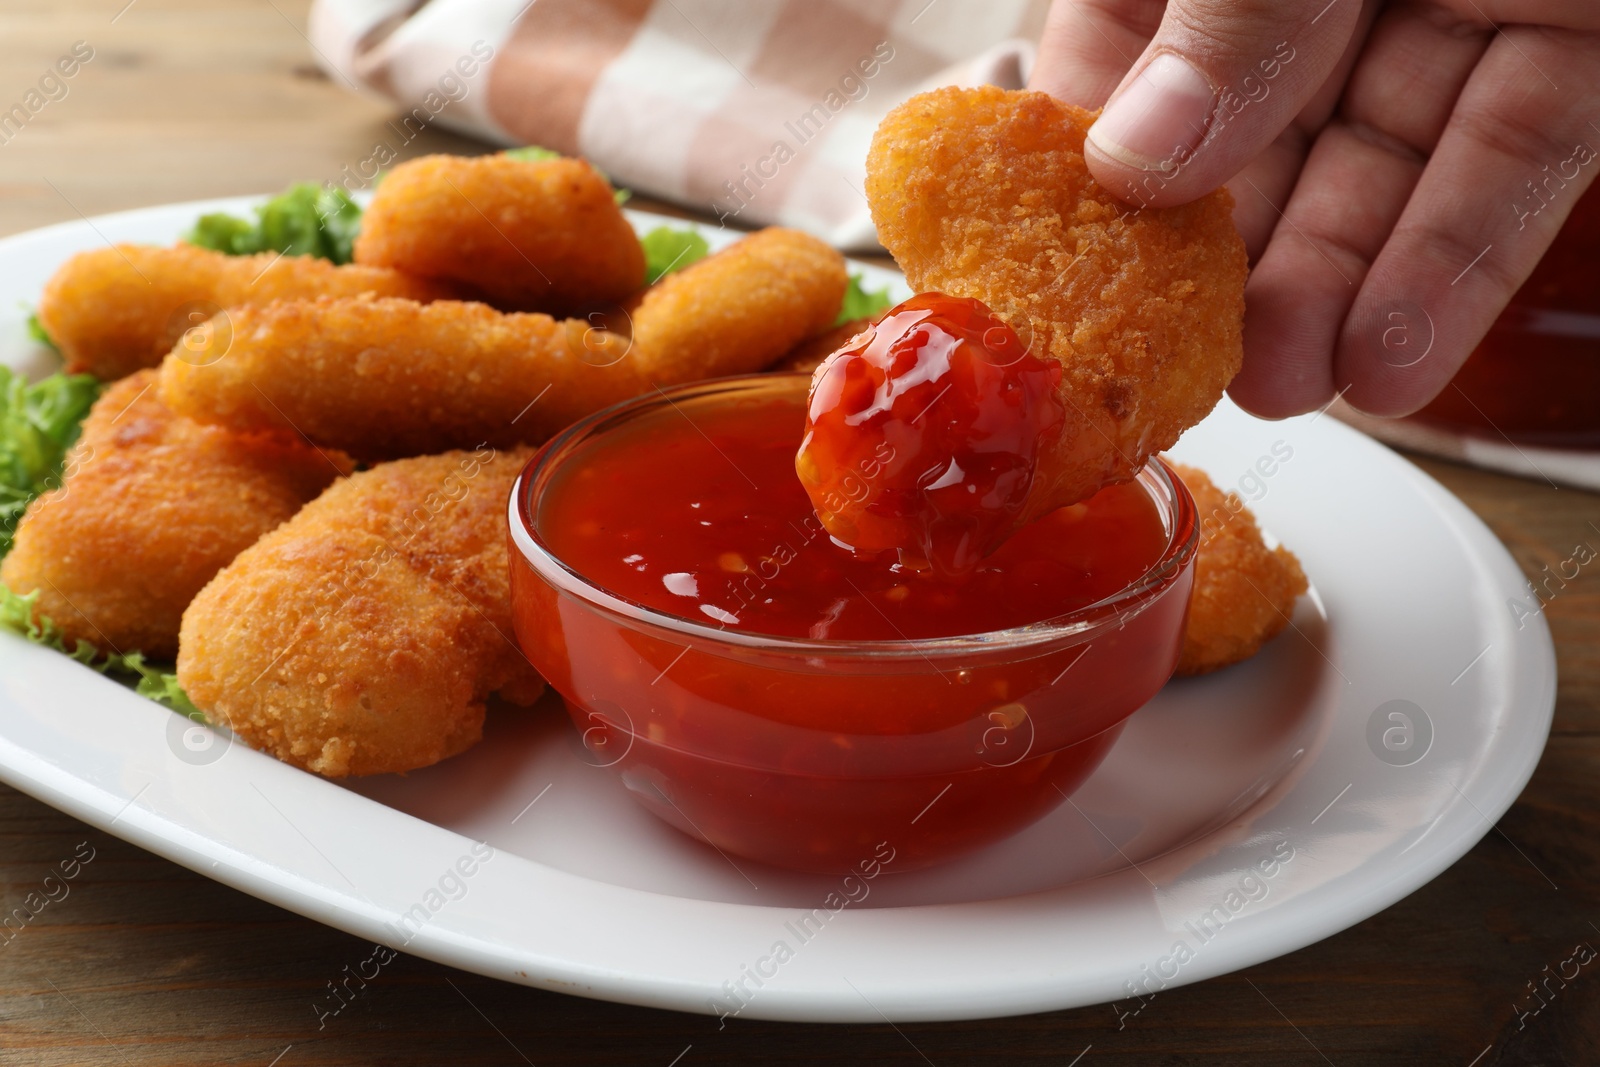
[1031,0,1600,419]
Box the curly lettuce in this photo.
[24,309,57,352]
[185,183,363,264]
[501,146,561,163]
[0,583,198,716]
[836,273,893,326]
[0,369,198,715]
[0,367,99,557]
[640,226,711,284]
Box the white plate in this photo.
[0,199,1555,1023]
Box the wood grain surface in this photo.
[1,3,1597,1064]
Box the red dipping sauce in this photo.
[796,293,1065,575]
[548,393,1161,641]
[509,375,1197,873]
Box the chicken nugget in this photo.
[159,297,648,459]
[1,370,347,659]
[627,227,847,381]
[159,229,848,458]
[353,153,645,313]
[769,316,878,375]
[865,86,1247,521]
[177,447,545,777]
[1168,462,1308,676]
[36,243,451,380]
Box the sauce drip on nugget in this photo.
[796,293,1064,574]
[800,86,1247,569]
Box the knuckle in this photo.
[1167,0,1306,59]
[1395,212,1516,294]
[1449,100,1573,179]
[1080,0,1168,41]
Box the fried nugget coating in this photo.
[866,87,1248,521]
[0,371,346,660]
[353,154,646,313]
[628,227,847,381]
[159,296,648,460]
[1169,462,1308,676]
[177,447,545,777]
[159,229,847,459]
[768,316,877,375]
[36,244,451,380]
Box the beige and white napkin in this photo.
[308,0,1050,250]
[309,1,1600,488]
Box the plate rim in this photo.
[0,195,1557,1024]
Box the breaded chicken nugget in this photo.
[159,229,847,458]
[177,448,544,777]
[36,244,450,380]
[160,297,647,459]
[1168,463,1308,676]
[770,316,878,375]
[353,154,645,313]
[628,227,847,381]
[866,87,1247,521]
[0,370,346,659]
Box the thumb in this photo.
[1084,0,1362,208]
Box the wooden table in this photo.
[2,3,1596,1063]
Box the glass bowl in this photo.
[508,374,1198,873]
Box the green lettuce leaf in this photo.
[836,273,893,327]
[640,226,710,285]
[185,183,364,264]
[24,309,58,352]
[0,369,199,718]
[502,146,562,163]
[0,582,199,717]
[0,368,100,557]
[186,212,258,256]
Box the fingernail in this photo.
[1087,53,1217,172]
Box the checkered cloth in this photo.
[309,0,1049,250]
